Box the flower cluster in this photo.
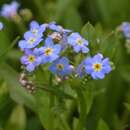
[19,21,112,80]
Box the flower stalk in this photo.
[75,87,87,130]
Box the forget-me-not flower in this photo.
[1,1,19,19]
[49,57,72,76]
[84,53,111,79]
[68,32,89,53]
[28,21,47,37]
[21,49,41,72]
[34,37,61,63]
[18,32,43,49]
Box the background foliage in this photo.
[1,0,130,130]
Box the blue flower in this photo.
[0,22,4,30]
[21,49,41,72]
[18,32,43,49]
[28,21,47,37]
[48,22,72,33]
[35,37,61,63]
[120,22,130,39]
[84,53,112,79]
[68,33,89,53]
[49,57,72,76]
[1,1,19,19]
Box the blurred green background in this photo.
[1,0,130,130]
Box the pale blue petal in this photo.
[85,65,93,74]
[53,44,61,54]
[97,72,105,79]
[24,31,34,40]
[91,72,98,79]
[45,37,54,46]
[102,66,112,74]
[18,40,27,49]
[30,21,39,29]
[93,53,103,62]
[26,64,35,72]
[73,46,80,52]
[20,56,28,65]
[82,46,89,53]
[60,57,69,65]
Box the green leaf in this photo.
[35,92,68,130]
[81,22,95,41]
[81,22,104,54]
[0,82,14,126]
[98,119,109,130]
[5,105,26,130]
[0,62,36,111]
[35,88,73,130]
[84,87,94,114]
[73,118,78,130]
[34,91,51,130]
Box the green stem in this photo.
[48,73,55,130]
[75,87,87,130]
[66,101,77,130]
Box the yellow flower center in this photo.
[28,38,36,44]
[45,48,53,56]
[56,64,64,70]
[28,55,35,63]
[93,63,102,72]
[77,38,83,45]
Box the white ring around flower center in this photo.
[28,37,36,44]
[76,38,83,45]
